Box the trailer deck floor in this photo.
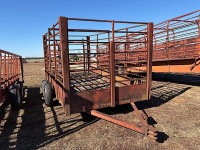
[70,72,110,92]
[70,70,145,92]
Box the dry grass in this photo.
[0,62,200,150]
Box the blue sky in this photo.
[0,0,199,57]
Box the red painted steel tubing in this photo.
[91,110,145,134]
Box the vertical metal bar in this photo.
[16,56,18,81]
[20,57,24,82]
[48,30,52,75]
[17,56,19,79]
[110,20,115,107]
[108,32,110,60]
[17,56,19,80]
[125,28,128,68]
[108,32,110,42]
[146,23,153,100]
[15,56,17,81]
[166,21,170,60]
[14,56,16,81]
[10,55,12,83]
[7,54,9,85]
[43,35,47,79]
[153,35,157,59]
[14,56,16,80]
[82,39,86,72]
[13,55,15,81]
[53,28,57,80]
[172,29,175,42]
[10,55,13,83]
[96,34,99,68]
[197,22,200,37]
[87,36,90,72]
[59,17,71,116]
[182,39,185,58]
[3,54,6,86]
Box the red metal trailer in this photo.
[0,49,24,109]
[151,10,200,73]
[42,17,157,139]
[105,10,200,73]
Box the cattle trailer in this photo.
[42,17,157,139]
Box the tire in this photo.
[44,83,53,107]
[9,84,21,110]
[15,81,24,99]
[41,80,48,96]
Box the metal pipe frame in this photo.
[43,16,153,116]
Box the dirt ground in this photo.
[0,62,200,150]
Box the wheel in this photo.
[15,81,24,99]
[9,84,21,110]
[41,80,48,96]
[44,83,53,107]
